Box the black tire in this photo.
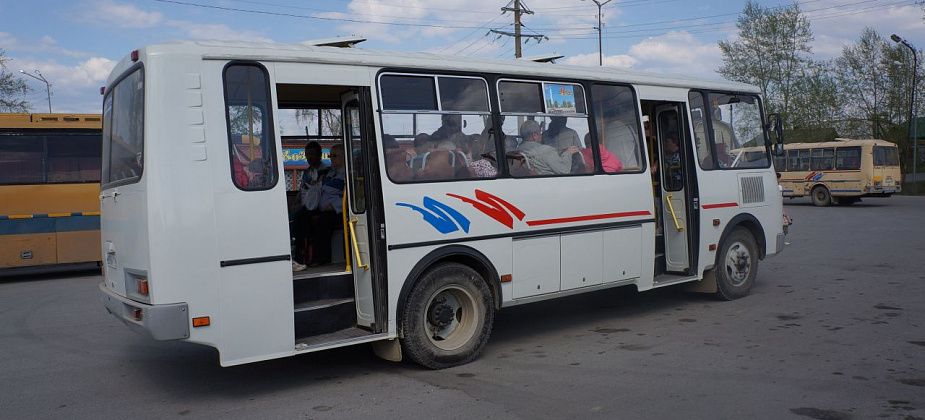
[811,186,831,207]
[400,262,494,369]
[715,228,758,300]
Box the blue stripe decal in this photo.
[0,215,100,235]
[830,189,863,193]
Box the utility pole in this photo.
[584,0,613,66]
[892,34,918,190]
[513,0,523,58]
[19,69,52,113]
[491,0,545,58]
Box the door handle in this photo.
[349,218,369,271]
[665,193,685,232]
[99,191,120,201]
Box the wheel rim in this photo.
[815,189,827,202]
[423,285,480,351]
[724,241,752,287]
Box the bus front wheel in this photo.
[401,262,494,369]
[811,186,831,207]
[715,228,758,300]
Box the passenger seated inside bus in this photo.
[416,149,470,180]
[543,116,586,173]
[290,141,329,270]
[409,133,434,173]
[581,133,623,173]
[468,126,498,178]
[430,114,467,151]
[382,134,413,182]
[305,144,346,267]
[662,133,683,190]
[709,105,736,167]
[516,120,580,175]
[598,106,641,171]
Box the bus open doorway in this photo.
[275,83,387,349]
[641,100,699,279]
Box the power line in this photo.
[446,13,508,54]
[546,0,910,40]
[226,0,500,24]
[150,0,492,29]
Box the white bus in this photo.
[98,41,785,368]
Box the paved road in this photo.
[2,196,924,420]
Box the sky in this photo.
[0,0,923,113]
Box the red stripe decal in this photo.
[702,202,738,209]
[525,210,651,227]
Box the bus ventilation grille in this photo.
[740,176,765,204]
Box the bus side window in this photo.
[379,74,496,182]
[223,63,278,191]
[591,84,640,173]
[811,148,834,171]
[797,149,811,171]
[835,147,861,170]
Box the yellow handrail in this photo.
[349,218,369,271]
[665,194,684,232]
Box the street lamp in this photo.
[19,69,52,113]
[891,33,917,190]
[583,0,613,66]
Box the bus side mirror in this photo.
[773,142,784,156]
[766,113,785,156]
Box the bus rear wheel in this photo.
[401,262,494,369]
[811,186,831,207]
[715,228,758,300]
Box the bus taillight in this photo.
[136,278,149,296]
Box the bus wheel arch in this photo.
[397,245,502,337]
[720,214,766,260]
[397,251,497,369]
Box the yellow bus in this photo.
[0,113,103,269]
[770,139,901,206]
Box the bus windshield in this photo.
[873,146,899,166]
[102,67,145,188]
[713,94,769,169]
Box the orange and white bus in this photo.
[771,139,901,206]
[0,113,102,269]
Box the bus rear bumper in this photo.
[99,282,190,341]
[775,233,785,255]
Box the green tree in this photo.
[0,49,31,112]
[718,1,813,126]
[788,60,843,130]
[833,28,901,139]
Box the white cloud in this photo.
[82,0,164,28]
[167,21,273,43]
[0,32,19,50]
[15,57,115,90]
[560,30,722,79]
[563,52,637,68]
[629,31,720,66]
[807,2,925,59]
